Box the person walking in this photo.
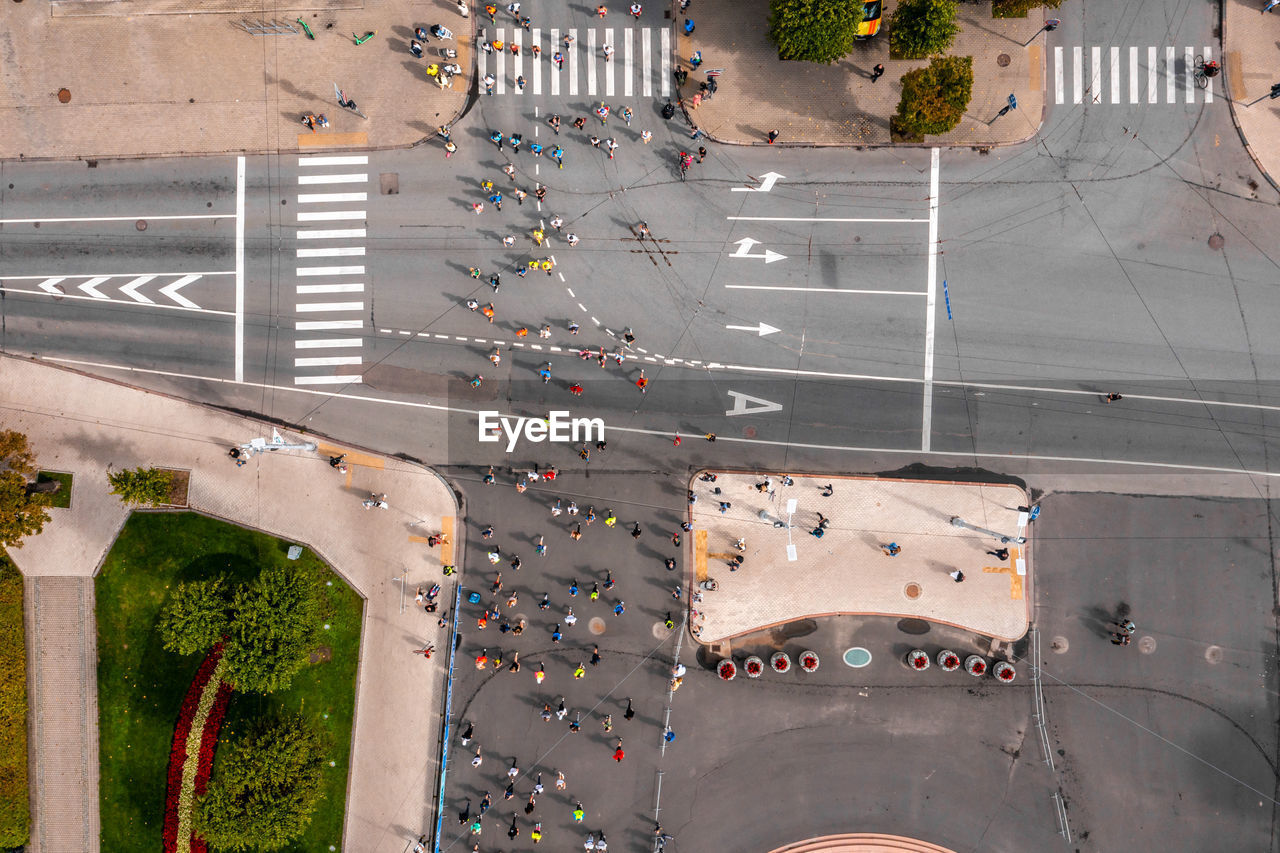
[767,130,779,144]
[612,739,625,762]
[882,542,901,556]
[869,63,885,82]
[949,569,965,583]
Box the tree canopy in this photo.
[768,0,864,64]
[107,466,173,506]
[0,431,49,549]
[993,0,1061,17]
[221,565,324,694]
[157,576,230,656]
[195,714,330,851]
[894,55,974,137]
[889,0,960,60]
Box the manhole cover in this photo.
[309,645,332,663]
[652,620,673,639]
[1205,644,1222,664]
[904,582,922,600]
[1138,635,1157,654]
[136,220,148,231]
[1208,233,1224,249]
[588,617,606,635]
[843,647,872,667]
[57,88,71,103]
[996,53,1011,67]
[1050,636,1069,654]
[743,426,757,438]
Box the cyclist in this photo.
[678,151,693,179]
[1203,58,1220,78]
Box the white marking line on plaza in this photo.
[46,355,1280,481]
[587,28,597,96]
[496,27,506,94]
[1110,46,1120,103]
[623,27,633,97]
[1073,45,1082,103]
[532,27,541,93]
[295,338,362,348]
[296,247,366,258]
[660,28,671,96]
[569,28,579,95]
[297,173,368,185]
[1184,45,1195,104]
[236,156,246,382]
[0,214,231,225]
[513,28,523,94]
[922,147,940,454]
[725,285,923,295]
[1204,46,1214,103]
[727,215,927,223]
[1165,45,1175,104]
[297,210,366,221]
[298,193,368,203]
[1148,46,1157,103]
[298,155,368,166]
[1130,46,1138,103]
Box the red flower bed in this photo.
[163,644,225,853]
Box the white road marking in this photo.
[298,173,367,185]
[296,302,364,312]
[623,28,633,97]
[159,274,201,309]
[0,214,228,225]
[295,338,362,348]
[587,28,597,96]
[295,356,362,367]
[532,28,541,93]
[729,172,785,193]
[1148,46,1157,103]
[727,215,926,223]
[496,28,506,94]
[1204,45,1214,103]
[119,275,157,303]
[296,247,365,258]
[922,147,940,454]
[297,229,366,240]
[296,266,364,276]
[642,28,652,97]
[661,28,670,96]
[294,375,363,385]
[725,322,781,336]
[298,193,367,203]
[1110,46,1119,103]
[298,155,368,166]
[1072,46,1082,103]
[729,237,786,263]
[297,210,366,221]
[1091,45,1101,103]
[605,27,615,95]
[37,278,65,295]
[551,28,561,95]
[570,28,579,95]
[297,283,364,294]
[1165,45,1175,104]
[1130,46,1138,103]
[1184,46,1195,104]
[725,390,783,417]
[78,277,110,299]
[297,320,363,330]
[512,29,523,94]
[1054,46,1063,104]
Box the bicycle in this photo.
[1193,55,1219,89]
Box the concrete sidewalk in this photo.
[2,0,473,160]
[678,0,1046,146]
[1223,0,1280,192]
[0,355,459,853]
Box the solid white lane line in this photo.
[922,147,940,454]
[295,338,363,348]
[297,283,365,294]
[298,193,367,203]
[727,216,929,223]
[298,155,368,166]
[297,320,363,330]
[297,229,366,239]
[294,375,363,385]
[725,285,924,295]
[297,210,366,221]
[298,173,368,184]
[0,214,230,224]
[295,302,364,312]
[295,356,363,367]
[235,156,245,383]
[0,271,233,280]
[296,247,366,258]
[296,266,364,276]
[50,356,1280,481]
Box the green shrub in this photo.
[0,555,29,846]
[768,0,863,63]
[107,467,174,507]
[889,0,960,59]
[993,0,1061,18]
[158,576,230,656]
[222,565,324,694]
[894,55,974,137]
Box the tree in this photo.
[107,466,173,506]
[993,0,1061,17]
[157,577,230,656]
[0,431,49,549]
[894,55,974,138]
[221,565,323,694]
[889,0,960,60]
[768,0,863,64]
[195,714,330,851]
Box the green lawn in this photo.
[35,471,72,509]
[0,554,29,848]
[97,512,362,853]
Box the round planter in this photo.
[743,656,764,678]
[907,649,930,671]
[993,661,1016,683]
[770,652,791,674]
[937,650,961,672]
[799,651,819,673]
[717,659,737,681]
[964,655,987,677]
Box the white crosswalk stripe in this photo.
[478,25,674,99]
[1053,45,1215,106]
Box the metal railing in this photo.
[431,583,464,852]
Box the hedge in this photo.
[0,554,29,847]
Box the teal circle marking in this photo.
[843,647,872,668]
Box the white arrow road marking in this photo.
[730,237,786,264]
[119,275,157,304]
[725,322,781,337]
[37,278,66,295]
[78,277,111,299]
[725,390,783,417]
[730,171,785,193]
[159,275,201,309]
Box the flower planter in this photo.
[964,655,987,677]
[717,659,737,681]
[799,651,819,673]
[743,656,764,678]
[907,649,930,671]
[993,661,1016,683]
[770,652,791,674]
[937,650,961,672]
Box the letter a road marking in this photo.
[725,391,783,417]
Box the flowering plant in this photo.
[163,644,230,853]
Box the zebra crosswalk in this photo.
[479,26,671,98]
[1053,45,1215,105]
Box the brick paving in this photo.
[1223,0,1280,192]
[0,356,458,853]
[688,473,1032,644]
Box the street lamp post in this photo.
[950,516,1026,545]
[1021,18,1060,47]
